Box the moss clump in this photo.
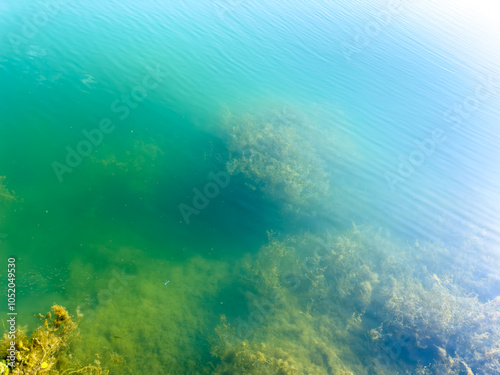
[0,305,108,375]
[221,107,330,212]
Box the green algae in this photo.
[221,107,331,212]
[208,225,500,374]
[372,238,500,374]
[0,177,15,202]
[61,244,234,374]
[208,229,373,374]
[0,305,108,375]
[3,215,500,374]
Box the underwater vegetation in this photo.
[3,225,498,374]
[373,238,500,374]
[0,305,108,375]
[208,230,373,374]
[210,306,364,375]
[89,138,164,196]
[62,244,236,375]
[212,316,352,375]
[208,225,500,374]
[91,138,163,175]
[221,106,331,212]
[0,176,16,237]
[0,177,15,202]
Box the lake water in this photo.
[1,0,500,374]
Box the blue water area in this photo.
[1,0,500,373]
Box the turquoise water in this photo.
[1,0,500,373]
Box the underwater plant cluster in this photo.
[223,225,500,374]
[0,306,108,375]
[222,107,331,212]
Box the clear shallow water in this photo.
[1,0,500,374]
